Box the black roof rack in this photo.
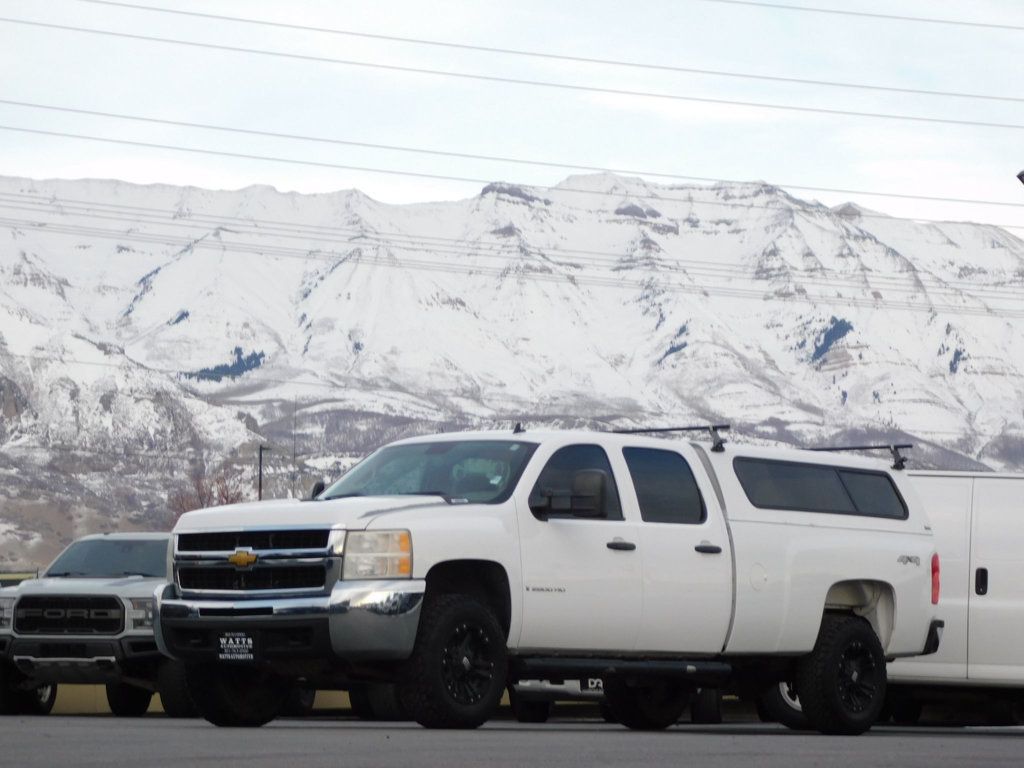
[808,443,913,471]
[612,424,730,453]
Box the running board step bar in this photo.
[511,657,732,686]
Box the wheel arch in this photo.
[823,579,896,651]
[424,559,512,639]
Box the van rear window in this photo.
[732,458,907,519]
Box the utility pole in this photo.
[258,444,270,500]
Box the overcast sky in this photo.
[1,0,1021,230]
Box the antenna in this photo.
[807,443,913,470]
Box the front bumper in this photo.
[0,633,161,684]
[154,579,426,664]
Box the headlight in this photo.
[342,530,412,580]
[0,597,14,629]
[128,597,155,629]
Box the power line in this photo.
[690,0,1024,33]
[70,0,1024,105]
[2,16,1023,131]
[5,188,1021,253]
[3,197,1023,301]
[2,126,1023,235]
[3,98,1023,211]
[3,213,1022,318]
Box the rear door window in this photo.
[623,447,705,524]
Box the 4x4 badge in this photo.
[227,549,258,568]
[897,555,921,566]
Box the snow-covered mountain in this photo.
[1,172,1022,567]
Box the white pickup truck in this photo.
[155,427,943,734]
[0,533,194,717]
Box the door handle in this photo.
[606,540,636,551]
[695,543,723,554]
[976,567,988,596]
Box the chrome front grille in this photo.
[178,566,326,592]
[173,528,340,597]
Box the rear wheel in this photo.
[690,687,722,724]
[398,593,507,729]
[282,686,317,717]
[105,683,153,717]
[186,665,287,727]
[886,691,923,726]
[157,660,196,718]
[795,615,886,735]
[508,687,552,724]
[348,685,375,719]
[756,681,810,730]
[604,679,689,731]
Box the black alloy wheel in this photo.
[399,593,508,729]
[837,639,880,716]
[440,622,497,706]
[795,614,886,735]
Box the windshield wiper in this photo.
[396,491,455,504]
[116,571,161,578]
[45,571,89,577]
[321,492,365,501]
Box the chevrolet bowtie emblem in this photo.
[227,549,258,568]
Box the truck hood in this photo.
[10,576,166,598]
[174,495,453,533]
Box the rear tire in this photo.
[282,686,317,717]
[604,679,689,731]
[105,683,153,717]
[886,692,923,726]
[186,665,287,727]
[508,687,552,724]
[795,615,886,735]
[157,660,196,718]
[366,683,408,721]
[398,593,507,729]
[756,682,811,730]
[348,684,375,719]
[690,687,722,724]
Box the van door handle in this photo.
[695,543,723,554]
[606,540,636,551]
[976,568,988,596]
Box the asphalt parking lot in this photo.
[4,715,1023,768]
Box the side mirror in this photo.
[569,469,607,517]
[310,480,326,500]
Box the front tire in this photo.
[17,684,57,715]
[604,679,689,731]
[795,615,886,735]
[398,593,507,729]
[756,682,810,730]
[186,665,288,727]
[105,683,153,717]
[157,660,196,718]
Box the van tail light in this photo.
[931,553,941,605]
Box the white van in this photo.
[884,470,1024,723]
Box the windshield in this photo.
[45,538,169,578]
[321,440,537,504]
